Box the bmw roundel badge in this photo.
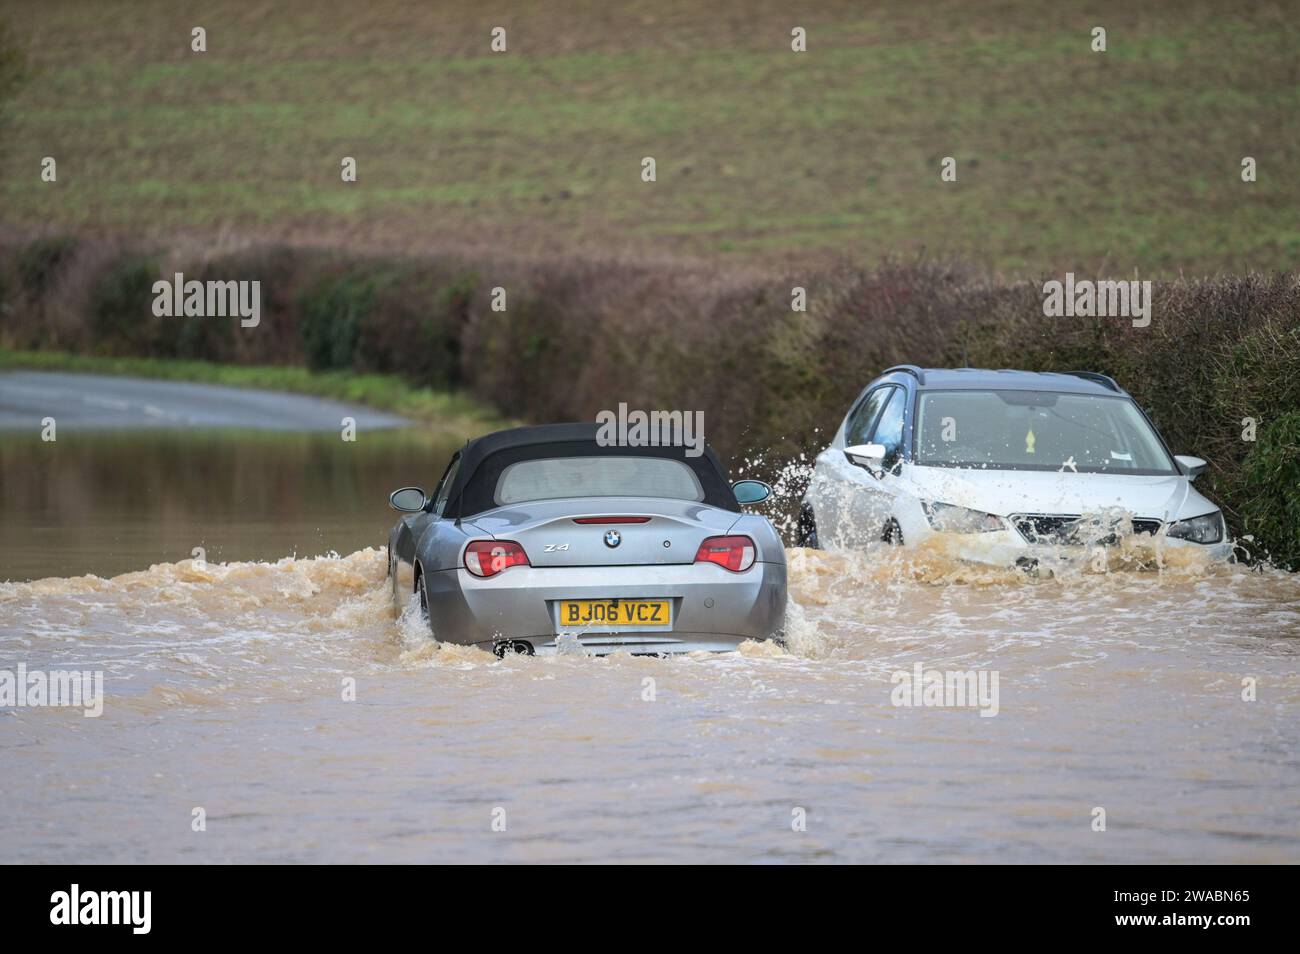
[603,529,622,548]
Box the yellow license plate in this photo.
[558,599,671,628]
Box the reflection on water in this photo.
[0,429,461,581]
[1,431,1299,863]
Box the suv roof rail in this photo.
[882,364,926,385]
[1061,371,1121,393]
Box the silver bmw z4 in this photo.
[386,423,787,656]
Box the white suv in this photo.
[799,367,1233,568]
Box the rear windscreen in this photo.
[495,456,705,505]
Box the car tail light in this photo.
[693,535,756,572]
[573,516,651,524]
[464,540,530,578]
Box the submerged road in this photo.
[0,370,412,431]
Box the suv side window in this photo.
[870,387,907,470]
[432,455,461,516]
[844,386,892,447]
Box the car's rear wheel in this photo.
[796,504,820,549]
[882,519,904,545]
[415,567,434,632]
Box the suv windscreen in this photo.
[914,390,1177,474]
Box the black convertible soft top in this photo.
[440,422,741,519]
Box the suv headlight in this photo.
[923,501,1006,533]
[1166,511,1224,545]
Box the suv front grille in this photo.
[1011,514,1163,545]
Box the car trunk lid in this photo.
[467,497,737,567]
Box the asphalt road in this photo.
[0,371,412,432]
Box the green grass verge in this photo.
[0,347,509,437]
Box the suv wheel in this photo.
[796,504,820,549]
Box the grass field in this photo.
[2,0,1297,276]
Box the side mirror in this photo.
[845,443,886,474]
[732,479,772,505]
[1174,455,1208,481]
[389,487,428,512]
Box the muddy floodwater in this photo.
[2,429,1298,863]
